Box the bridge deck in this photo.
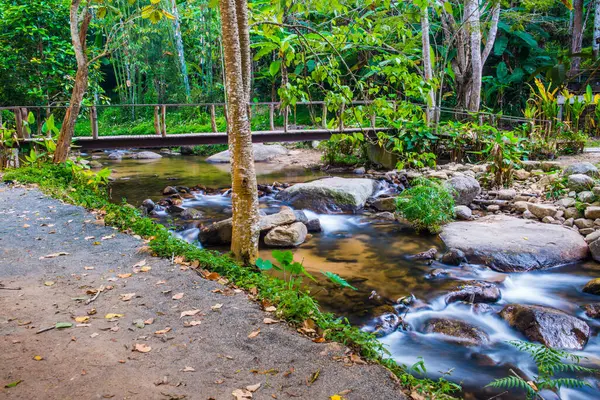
[21,127,389,150]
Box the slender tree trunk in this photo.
[54,0,90,163]
[421,4,435,124]
[570,0,584,77]
[171,0,191,99]
[594,0,600,58]
[466,0,482,112]
[219,0,260,264]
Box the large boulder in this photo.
[199,218,232,245]
[264,222,307,247]
[259,206,297,231]
[276,177,379,213]
[371,197,396,212]
[499,304,590,350]
[444,176,481,206]
[445,281,501,304]
[440,215,589,272]
[127,151,162,159]
[568,174,595,192]
[206,144,288,163]
[583,278,600,295]
[563,162,598,177]
[423,318,489,346]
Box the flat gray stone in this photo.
[276,177,378,213]
[206,144,288,163]
[440,215,589,272]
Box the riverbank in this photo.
[0,184,411,400]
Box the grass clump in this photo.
[396,178,455,234]
[2,163,460,399]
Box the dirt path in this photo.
[0,185,405,400]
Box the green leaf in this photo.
[55,322,73,329]
[27,112,34,124]
[97,6,107,19]
[513,31,537,48]
[493,36,508,56]
[269,60,281,77]
[443,1,452,14]
[321,271,357,290]
[272,250,293,265]
[4,380,22,388]
[256,258,273,271]
[496,62,508,80]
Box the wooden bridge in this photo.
[1,102,391,151]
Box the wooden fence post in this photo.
[153,106,161,135]
[161,105,167,137]
[90,106,99,139]
[339,103,345,132]
[14,107,23,138]
[210,104,218,132]
[322,103,327,128]
[283,105,289,133]
[269,104,275,131]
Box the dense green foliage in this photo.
[395,178,455,234]
[487,341,595,399]
[2,163,461,399]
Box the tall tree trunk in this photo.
[54,0,90,163]
[570,0,584,77]
[171,0,191,99]
[219,0,260,264]
[421,4,436,124]
[466,0,482,112]
[594,0,600,58]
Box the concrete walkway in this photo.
[0,185,405,400]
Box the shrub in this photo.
[395,178,455,234]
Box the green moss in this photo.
[2,163,460,399]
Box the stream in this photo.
[100,152,600,399]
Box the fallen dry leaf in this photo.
[263,318,278,325]
[183,320,201,327]
[140,265,152,272]
[181,366,195,372]
[264,306,276,312]
[205,272,220,281]
[133,343,151,353]
[105,313,124,319]
[133,259,147,268]
[232,389,253,400]
[90,332,99,338]
[44,281,55,286]
[154,327,172,335]
[117,273,132,279]
[119,293,136,302]
[211,303,223,311]
[180,309,201,318]
[248,328,261,339]
[144,318,155,325]
[172,293,184,300]
[33,355,43,361]
[246,383,261,392]
[74,316,89,323]
[84,266,95,270]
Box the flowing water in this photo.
[100,152,600,399]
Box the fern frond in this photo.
[550,378,591,389]
[486,376,535,393]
